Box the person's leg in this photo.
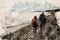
[32,26,34,32]
[42,23,45,36]
[40,23,43,35]
[35,25,37,33]
[42,23,45,32]
[40,23,42,31]
[33,26,36,34]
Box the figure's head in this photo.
[34,16,37,18]
[42,12,44,14]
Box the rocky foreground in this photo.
[2,15,60,40]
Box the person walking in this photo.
[39,12,47,36]
[31,16,38,34]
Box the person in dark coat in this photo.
[39,12,47,33]
[31,16,38,34]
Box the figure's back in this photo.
[32,16,38,26]
[39,13,47,24]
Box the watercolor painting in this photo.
[0,0,60,40]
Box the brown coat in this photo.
[31,16,38,27]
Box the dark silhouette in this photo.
[39,12,47,34]
[31,16,38,34]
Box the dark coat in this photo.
[39,13,47,24]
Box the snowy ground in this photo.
[3,12,51,27]
[0,11,60,40]
[0,12,51,39]
[55,11,60,27]
[1,14,60,40]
